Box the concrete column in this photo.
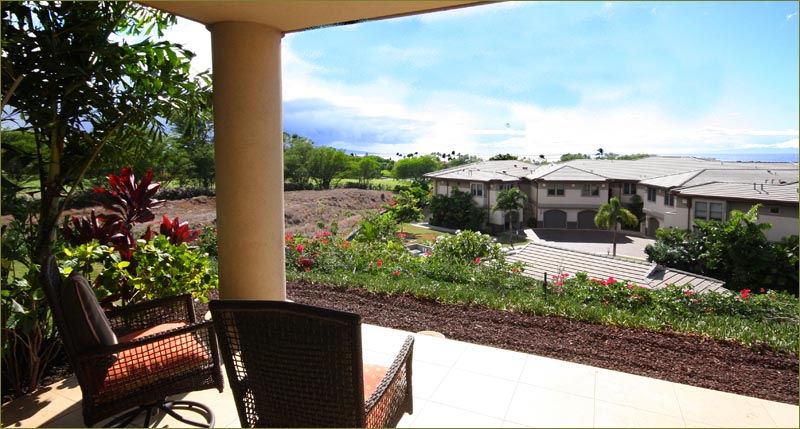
[210,22,286,300]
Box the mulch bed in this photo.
[286,281,799,405]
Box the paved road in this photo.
[524,229,655,260]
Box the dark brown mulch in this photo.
[286,281,799,405]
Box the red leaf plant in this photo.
[159,216,200,245]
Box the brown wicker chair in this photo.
[40,255,224,427]
[209,299,414,428]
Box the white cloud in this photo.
[161,18,212,75]
[788,12,798,21]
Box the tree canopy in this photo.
[594,197,638,256]
[391,155,442,181]
[1,1,212,264]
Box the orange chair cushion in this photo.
[363,364,389,399]
[100,322,210,393]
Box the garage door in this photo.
[543,210,567,228]
[577,210,598,229]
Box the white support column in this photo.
[210,22,286,300]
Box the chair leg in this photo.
[100,399,215,428]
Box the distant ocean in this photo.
[667,153,799,163]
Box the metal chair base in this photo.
[101,399,215,428]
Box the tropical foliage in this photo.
[594,197,638,256]
[429,189,484,231]
[645,205,798,294]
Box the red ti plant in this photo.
[93,167,164,232]
[159,216,200,245]
[61,210,121,247]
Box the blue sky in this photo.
[165,1,799,160]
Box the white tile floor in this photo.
[2,324,798,428]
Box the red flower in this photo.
[561,273,569,278]
[512,267,519,273]
[397,232,407,238]
[295,244,304,253]
[341,241,351,248]
[285,233,294,244]
[555,281,563,286]
[425,251,431,256]
[393,271,401,276]
[627,285,634,290]
[684,290,693,296]
[740,289,751,299]
[606,276,617,284]
[770,295,776,301]
[759,287,765,293]
[388,200,398,206]
[323,231,331,236]
[692,299,699,304]
[475,257,481,264]
[602,298,609,306]
[376,260,383,267]
[552,275,559,280]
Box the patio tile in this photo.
[410,360,452,400]
[519,354,598,398]
[594,400,686,428]
[503,382,595,428]
[594,369,682,417]
[501,420,532,428]
[673,383,780,428]
[409,333,469,367]
[1,383,81,428]
[760,398,800,428]
[396,397,427,428]
[430,368,518,419]
[408,401,504,428]
[454,342,528,381]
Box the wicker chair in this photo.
[40,255,224,427]
[209,299,414,428]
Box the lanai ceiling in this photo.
[140,1,486,32]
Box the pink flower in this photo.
[555,281,563,286]
[397,233,407,238]
[606,276,617,285]
[692,299,699,304]
[425,251,431,256]
[552,275,559,280]
[295,244,304,253]
[561,273,569,278]
[684,290,693,296]
[323,231,331,236]
[759,287,765,293]
[475,257,481,264]
[556,289,563,295]
[627,285,634,290]
[376,261,383,267]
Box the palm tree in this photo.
[493,187,528,245]
[594,197,638,256]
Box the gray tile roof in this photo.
[640,168,798,188]
[674,182,799,203]
[425,160,537,182]
[529,165,607,182]
[506,243,727,293]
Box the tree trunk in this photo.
[612,224,618,256]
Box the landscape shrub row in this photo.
[286,223,800,353]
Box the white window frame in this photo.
[647,187,657,202]
[470,183,484,197]
[547,183,565,197]
[623,182,636,195]
[581,184,600,197]
[663,192,675,207]
[499,183,514,191]
[694,201,724,221]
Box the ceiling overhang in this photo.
[140,1,488,33]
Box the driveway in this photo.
[525,229,655,260]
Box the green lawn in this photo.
[337,177,412,189]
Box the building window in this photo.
[623,183,636,195]
[694,201,724,221]
[470,183,484,197]
[647,187,657,202]
[499,183,514,191]
[581,184,600,197]
[709,202,723,221]
[663,192,674,207]
[769,206,781,214]
[547,183,565,196]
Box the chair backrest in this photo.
[40,255,77,356]
[209,300,366,428]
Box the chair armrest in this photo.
[365,335,415,428]
[105,293,197,335]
